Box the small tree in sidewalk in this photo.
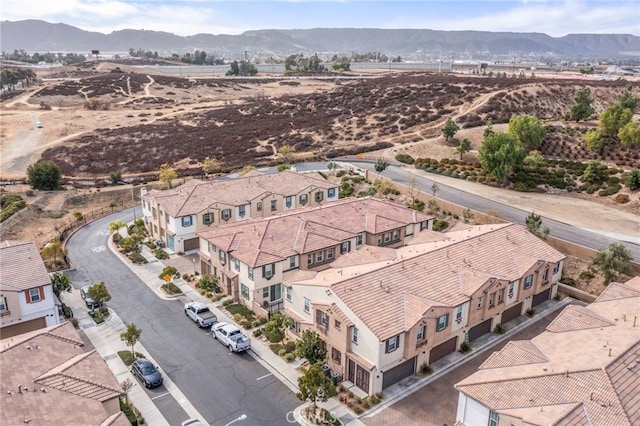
[296,363,336,412]
[120,323,142,358]
[295,330,327,365]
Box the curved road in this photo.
[66,208,299,426]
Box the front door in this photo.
[167,234,175,252]
[355,365,370,393]
[347,359,355,382]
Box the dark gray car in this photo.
[131,358,163,388]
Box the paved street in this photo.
[65,209,300,426]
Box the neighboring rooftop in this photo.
[0,322,128,426]
[455,276,640,426]
[289,223,565,341]
[0,240,51,292]
[199,196,433,268]
[144,170,337,217]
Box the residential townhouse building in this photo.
[141,171,339,253]
[197,197,434,314]
[283,223,565,395]
[455,276,640,426]
[0,241,61,339]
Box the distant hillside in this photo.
[1,19,638,60]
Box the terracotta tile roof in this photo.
[200,197,433,267]
[291,223,563,341]
[0,240,51,292]
[346,350,375,370]
[284,308,312,325]
[145,171,337,217]
[595,276,640,302]
[330,303,354,327]
[497,403,586,425]
[0,322,125,426]
[456,277,640,426]
[480,340,548,370]
[546,304,616,333]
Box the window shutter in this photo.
[385,339,390,353]
[39,287,45,301]
[25,290,31,303]
[262,266,265,278]
[316,310,321,324]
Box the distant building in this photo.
[0,240,60,339]
[455,276,640,426]
[0,322,128,426]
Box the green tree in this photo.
[584,128,609,157]
[591,243,632,285]
[197,275,219,292]
[581,160,607,184]
[159,266,180,281]
[441,117,459,141]
[88,282,111,307]
[455,138,472,160]
[525,212,550,240]
[158,163,178,188]
[524,150,545,167]
[618,121,640,149]
[296,363,336,411]
[598,102,633,139]
[623,168,640,190]
[508,115,546,151]
[51,272,71,297]
[202,156,220,175]
[109,220,127,234]
[40,239,68,268]
[618,84,638,112]
[109,170,122,184]
[264,312,291,345]
[483,118,494,138]
[374,158,389,172]
[295,330,327,365]
[226,60,240,76]
[568,87,595,122]
[277,145,294,164]
[478,132,526,185]
[27,160,62,190]
[120,323,142,357]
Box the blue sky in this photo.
[2,0,638,37]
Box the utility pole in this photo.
[132,187,136,220]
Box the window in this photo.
[0,297,7,314]
[542,268,549,282]
[248,267,254,280]
[286,287,292,301]
[328,188,336,198]
[489,293,495,307]
[417,325,426,341]
[477,297,483,309]
[315,191,324,202]
[498,288,505,304]
[263,263,274,279]
[270,200,277,211]
[241,284,249,299]
[203,213,213,224]
[509,281,517,297]
[300,194,308,205]
[257,202,262,212]
[316,251,324,263]
[289,319,300,334]
[263,287,269,298]
[341,241,350,254]
[356,234,363,246]
[392,230,400,241]
[29,288,42,303]
[270,284,281,301]
[209,243,216,252]
[318,311,329,327]
[152,207,157,219]
[222,209,231,220]
[219,250,226,264]
[420,221,428,231]
[334,319,341,329]
[455,305,463,322]
[307,254,313,267]
[489,411,499,426]
[437,314,449,331]
[181,216,193,227]
[232,257,240,272]
[289,256,296,269]
[285,196,293,208]
[327,248,334,260]
[553,262,561,274]
[304,297,310,313]
[523,274,533,289]
[385,335,399,353]
[165,212,170,225]
[351,327,359,344]
[384,232,391,243]
[331,348,341,364]
[239,205,246,217]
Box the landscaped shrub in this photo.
[614,193,630,204]
[253,328,263,337]
[419,362,433,375]
[459,341,472,353]
[395,153,415,164]
[432,220,449,232]
[598,185,621,196]
[153,248,169,259]
[161,282,182,294]
[493,324,506,334]
[284,352,296,362]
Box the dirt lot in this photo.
[1,65,638,296]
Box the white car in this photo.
[35,121,43,128]
[211,322,251,352]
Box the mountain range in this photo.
[1,19,638,61]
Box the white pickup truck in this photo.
[211,322,251,352]
[184,302,218,328]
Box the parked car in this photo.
[181,420,204,426]
[35,121,43,128]
[211,322,251,352]
[184,302,218,328]
[80,286,99,308]
[131,358,163,388]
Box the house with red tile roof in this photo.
[284,222,565,395]
[0,321,129,426]
[141,170,339,253]
[455,276,640,426]
[198,197,434,314]
[1,240,61,339]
